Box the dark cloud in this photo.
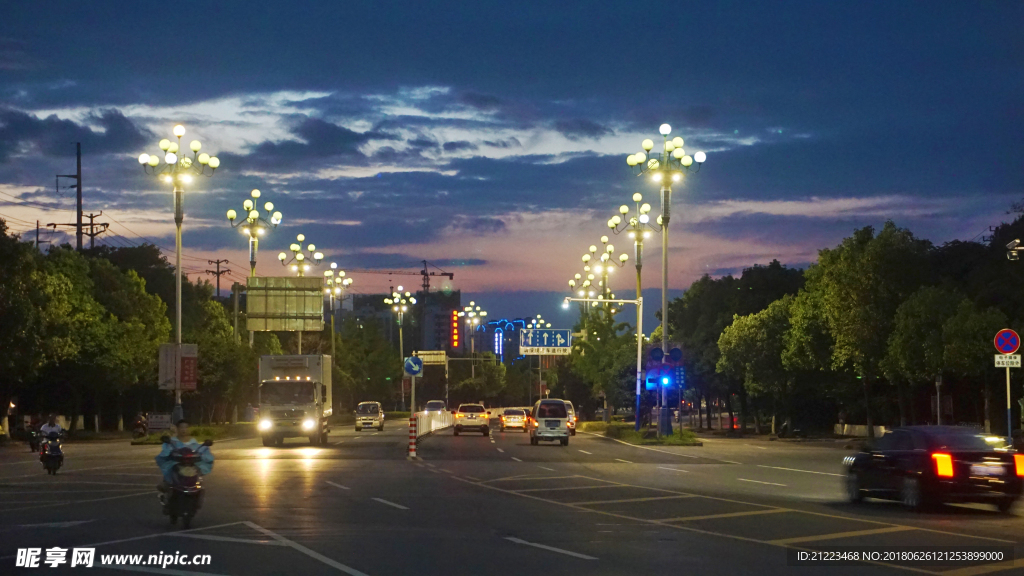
[0,107,151,162]
[453,216,506,234]
[459,92,501,110]
[482,138,521,149]
[554,118,612,141]
[220,117,393,171]
[406,136,439,150]
[442,140,477,152]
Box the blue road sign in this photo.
[404,356,423,377]
[995,329,1020,355]
[520,329,572,355]
[650,347,664,362]
[669,347,683,363]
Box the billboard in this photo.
[246,276,324,332]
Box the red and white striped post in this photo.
[408,416,418,458]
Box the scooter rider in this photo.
[156,419,214,491]
[39,414,63,440]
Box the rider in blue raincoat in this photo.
[156,419,214,487]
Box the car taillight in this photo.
[932,453,954,477]
[1015,454,1024,477]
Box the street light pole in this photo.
[627,124,706,435]
[386,287,417,410]
[139,125,219,422]
[279,234,324,355]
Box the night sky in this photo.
[1,1,1022,328]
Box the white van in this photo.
[530,399,570,446]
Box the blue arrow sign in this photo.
[404,356,423,377]
[520,329,572,355]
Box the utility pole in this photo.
[83,212,109,249]
[56,143,83,250]
[206,259,230,298]
[232,282,240,343]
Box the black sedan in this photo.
[844,426,1023,512]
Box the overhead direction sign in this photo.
[520,329,571,355]
[415,350,447,365]
[995,329,1020,355]
[404,356,424,377]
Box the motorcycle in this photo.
[159,437,213,529]
[39,432,64,475]
[131,421,148,439]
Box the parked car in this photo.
[454,404,489,436]
[844,426,1023,512]
[354,402,384,431]
[530,399,570,446]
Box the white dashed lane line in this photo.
[326,481,350,490]
[497,448,505,453]
[615,459,633,464]
[372,498,409,510]
[658,467,689,473]
[737,478,787,487]
[504,537,597,560]
[578,450,592,455]
[538,466,555,471]
[756,465,843,477]
[511,457,522,462]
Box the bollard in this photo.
[408,416,418,459]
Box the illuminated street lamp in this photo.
[458,302,488,379]
[626,124,706,435]
[139,124,219,422]
[277,234,324,276]
[227,189,282,277]
[324,264,354,357]
[385,287,417,410]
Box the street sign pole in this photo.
[994,329,1021,437]
[1008,365,1012,438]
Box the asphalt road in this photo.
[2,422,1024,575]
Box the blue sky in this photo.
[1,1,1022,328]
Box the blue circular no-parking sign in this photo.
[995,329,1020,355]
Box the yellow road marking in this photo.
[574,495,697,506]
[483,475,582,483]
[769,526,915,545]
[659,508,790,522]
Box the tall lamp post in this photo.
[458,302,488,379]
[139,125,220,422]
[626,124,706,435]
[278,235,324,354]
[227,189,282,277]
[324,264,353,357]
[609,195,658,430]
[385,287,417,410]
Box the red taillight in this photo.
[933,453,954,477]
[1014,454,1024,477]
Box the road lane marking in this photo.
[737,478,786,487]
[485,474,581,483]
[575,495,696,505]
[658,467,689,473]
[658,508,789,522]
[18,520,95,528]
[429,469,441,473]
[516,485,622,493]
[440,469,453,473]
[96,565,229,576]
[941,558,1024,576]
[326,481,350,490]
[511,457,522,462]
[425,463,436,468]
[0,490,154,512]
[465,476,481,482]
[756,465,843,477]
[578,431,707,460]
[170,533,288,546]
[748,445,768,450]
[538,466,555,471]
[504,537,597,560]
[578,450,592,455]
[615,458,633,464]
[244,521,371,576]
[371,498,409,510]
[497,448,505,453]
[769,526,915,545]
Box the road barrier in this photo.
[408,417,417,458]
[414,410,453,439]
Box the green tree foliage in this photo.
[570,306,638,414]
[333,319,402,409]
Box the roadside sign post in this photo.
[404,356,424,459]
[994,329,1021,436]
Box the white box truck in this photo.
[257,355,332,446]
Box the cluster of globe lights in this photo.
[137,124,220,182]
[226,189,282,235]
[527,314,552,329]
[569,237,627,296]
[625,123,705,181]
[608,192,660,235]
[458,302,488,325]
[277,233,324,275]
[384,287,417,312]
[324,263,353,295]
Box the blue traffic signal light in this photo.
[661,376,670,386]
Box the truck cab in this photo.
[257,355,332,446]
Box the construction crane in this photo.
[345,260,454,294]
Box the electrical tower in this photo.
[206,259,231,298]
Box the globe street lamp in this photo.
[626,124,706,435]
[277,234,324,276]
[323,263,353,358]
[138,124,219,421]
[227,189,282,277]
[458,302,488,379]
[385,287,417,410]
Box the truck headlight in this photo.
[258,419,273,431]
[302,419,316,431]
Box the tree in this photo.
[570,307,637,420]
[943,299,1008,433]
[882,286,961,425]
[809,222,932,437]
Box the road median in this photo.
[578,421,702,446]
